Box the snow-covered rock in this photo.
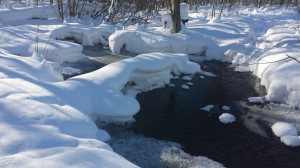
[271,122,297,137]
[182,75,192,81]
[186,82,193,86]
[200,105,214,112]
[181,84,190,89]
[219,113,236,124]
[280,136,300,147]
[222,106,231,111]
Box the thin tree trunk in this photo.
[171,0,181,33]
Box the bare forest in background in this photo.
[1,0,300,23]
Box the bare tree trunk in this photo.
[57,0,64,22]
[171,0,181,33]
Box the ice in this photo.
[182,76,192,81]
[161,147,225,168]
[181,84,190,89]
[280,136,300,147]
[200,105,214,112]
[222,106,231,111]
[248,97,264,103]
[271,122,298,137]
[219,113,236,124]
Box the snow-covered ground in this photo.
[1,4,300,167]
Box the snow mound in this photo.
[248,97,264,103]
[182,75,192,81]
[181,84,190,89]
[30,40,86,64]
[280,136,300,147]
[51,24,114,46]
[219,113,236,124]
[109,29,222,60]
[0,5,56,23]
[200,105,214,112]
[271,122,297,137]
[58,53,200,120]
[161,147,225,168]
[222,106,231,111]
[0,52,199,167]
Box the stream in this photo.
[66,46,300,168]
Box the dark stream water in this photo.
[74,47,300,168]
[133,61,300,168]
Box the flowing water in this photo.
[74,47,300,168]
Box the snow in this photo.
[61,67,81,76]
[0,5,56,23]
[200,71,218,77]
[180,3,189,20]
[248,97,264,103]
[219,113,236,124]
[280,136,300,147]
[2,3,300,167]
[222,106,231,111]
[200,105,214,112]
[182,75,192,81]
[108,29,223,59]
[51,24,114,46]
[271,122,298,137]
[168,83,176,87]
[186,82,193,86]
[181,84,190,89]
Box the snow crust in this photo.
[219,113,236,124]
[271,122,297,137]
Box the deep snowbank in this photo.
[109,29,224,60]
[0,50,199,167]
[57,53,200,120]
[51,24,115,46]
[0,5,57,23]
